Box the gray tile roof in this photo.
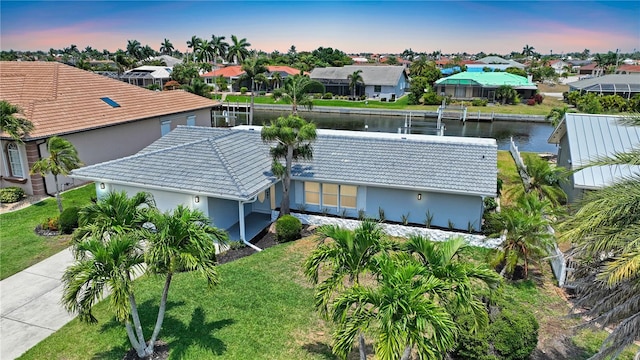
[548,113,640,189]
[72,126,498,199]
[310,65,407,86]
[567,74,640,92]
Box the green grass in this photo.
[572,328,638,360]
[219,94,565,115]
[19,236,638,359]
[0,184,95,280]
[19,240,333,360]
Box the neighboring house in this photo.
[615,64,640,75]
[576,63,601,76]
[466,56,526,72]
[120,65,173,88]
[549,60,570,75]
[434,71,537,100]
[201,65,302,92]
[71,126,497,242]
[150,55,183,67]
[310,65,409,100]
[567,74,640,99]
[548,113,640,202]
[0,61,217,196]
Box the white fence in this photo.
[509,136,532,190]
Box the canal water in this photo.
[250,110,557,153]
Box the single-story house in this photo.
[121,66,173,88]
[567,74,640,99]
[616,64,640,75]
[577,63,601,76]
[310,65,409,100]
[434,71,537,100]
[71,126,498,243]
[548,113,640,202]
[201,65,302,92]
[466,56,526,72]
[0,61,218,196]
[549,60,570,75]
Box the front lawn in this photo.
[19,236,638,359]
[0,184,95,280]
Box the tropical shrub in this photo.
[259,91,266,96]
[0,186,25,203]
[484,197,498,212]
[41,217,59,231]
[533,93,544,104]
[577,93,603,113]
[58,206,79,234]
[526,98,536,106]
[472,99,488,106]
[275,214,302,242]
[323,92,333,99]
[240,86,248,94]
[422,91,443,105]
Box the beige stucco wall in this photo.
[2,108,211,195]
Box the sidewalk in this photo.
[0,248,76,359]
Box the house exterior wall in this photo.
[289,179,484,231]
[208,197,240,230]
[364,75,406,99]
[556,134,584,203]
[31,108,211,196]
[101,183,204,215]
[1,140,31,193]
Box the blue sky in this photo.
[1,1,638,55]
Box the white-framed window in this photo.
[187,115,196,126]
[340,185,357,209]
[374,85,382,92]
[322,183,338,207]
[6,143,24,178]
[304,182,320,205]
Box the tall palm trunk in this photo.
[401,345,412,360]
[281,146,293,215]
[53,174,63,213]
[144,273,172,356]
[128,293,147,357]
[359,333,367,360]
[249,80,255,125]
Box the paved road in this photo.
[0,249,76,359]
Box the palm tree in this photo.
[486,193,554,278]
[332,255,457,360]
[559,116,640,360]
[0,100,33,142]
[186,35,201,63]
[241,56,268,125]
[141,205,227,357]
[507,155,568,206]
[271,72,282,90]
[227,35,251,64]
[347,70,364,99]
[30,136,83,213]
[62,234,146,356]
[211,35,228,64]
[159,38,174,55]
[126,39,142,61]
[304,220,389,360]
[196,39,214,63]
[410,58,429,77]
[261,115,316,215]
[403,236,501,331]
[182,78,210,98]
[546,105,574,128]
[272,74,325,115]
[522,44,535,57]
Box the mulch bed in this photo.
[122,340,169,360]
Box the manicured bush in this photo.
[452,300,539,360]
[471,99,488,107]
[0,186,25,203]
[526,98,536,106]
[422,91,443,105]
[533,93,544,104]
[41,217,59,231]
[240,86,248,94]
[259,91,266,96]
[275,215,302,243]
[58,206,80,234]
[323,92,333,99]
[484,197,498,212]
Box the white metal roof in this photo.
[549,113,640,189]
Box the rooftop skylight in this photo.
[100,97,120,108]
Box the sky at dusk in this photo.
[1,1,639,55]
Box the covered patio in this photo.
[225,212,273,242]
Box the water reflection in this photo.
[250,110,556,153]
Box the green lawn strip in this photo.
[219,94,564,116]
[18,241,331,360]
[572,328,638,360]
[0,184,95,280]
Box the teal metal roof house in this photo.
[548,113,640,202]
[435,71,537,100]
[71,126,497,244]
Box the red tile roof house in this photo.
[0,61,218,196]
[201,65,303,92]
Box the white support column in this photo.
[238,201,246,241]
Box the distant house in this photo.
[567,74,640,99]
[71,126,497,242]
[150,55,183,67]
[201,65,302,92]
[310,65,409,100]
[549,60,570,75]
[121,66,173,88]
[0,61,217,196]
[466,56,526,72]
[615,64,640,75]
[434,71,537,100]
[576,63,600,76]
[548,113,640,202]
